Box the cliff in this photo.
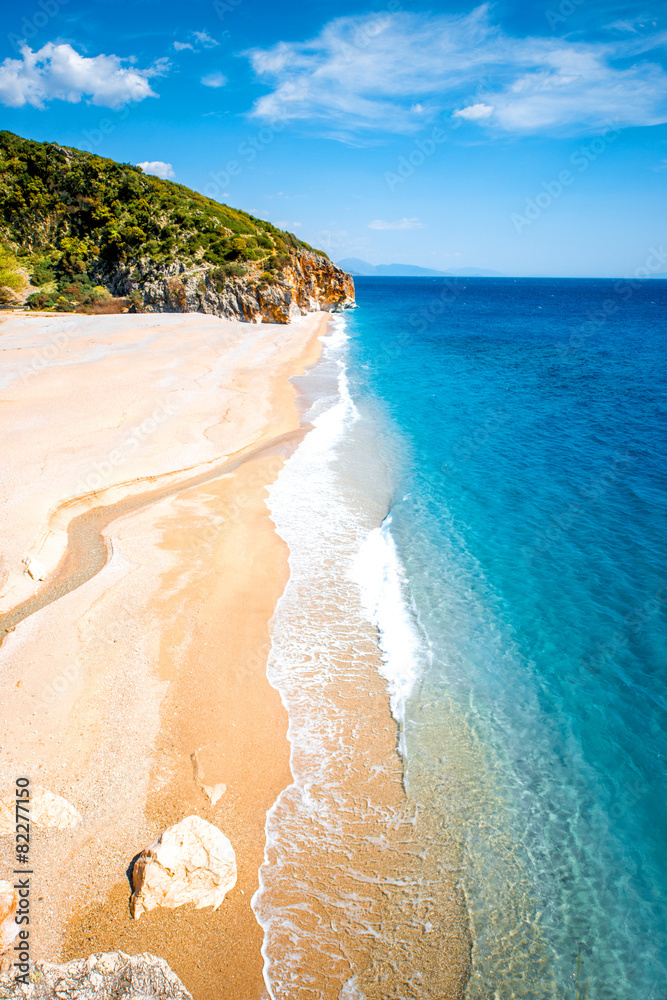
[0,130,355,323]
[110,246,355,324]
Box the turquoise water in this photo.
[345,278,667,999]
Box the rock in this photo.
[130,815,236,919]
[0,951,193,998]
[23,557,46,582]
[190,750,226,807]
[0,882,18,954]
[111,249,356,325]
[0,788,81,835]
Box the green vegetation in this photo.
[0,243,24,304]
[0,130,327,311]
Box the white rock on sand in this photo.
[130,814,236,919]
[0,951,193,998]
[0,787,82,835]
[0,881,18,954]
[22,556,46,581]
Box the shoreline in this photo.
[253,319,473,998]
[0,310,327,997]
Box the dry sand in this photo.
[0,309,327,998]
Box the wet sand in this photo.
[0,310,326,998]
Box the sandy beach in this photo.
[0,309,327,998]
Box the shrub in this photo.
[27,290,56,310]
[31,259,55,286]
[223,263,247,278]
[0,244,24,304]
[127,289,144,313]
[210,267,226,292]
[166,277,187,312]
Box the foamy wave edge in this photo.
[252,312,427,998]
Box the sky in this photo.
[0,0,666,276]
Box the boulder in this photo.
[23,557,46,582]
[0,882,18,954]
[130,815,236,919]
[0,951,193,998]
[0,788,82,835]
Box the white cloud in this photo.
[453,102,494,120]
[0,43,158,109]
[174,30,219,53]
[137,161,175,179]
[193,31,219,48]
[368,217,424,230]
[201,72,227,88]
[246,5,667,136]
[607,16,659,34]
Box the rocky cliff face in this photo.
[109,249,356,324]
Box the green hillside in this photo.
[0,130,326,311]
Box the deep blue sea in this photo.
[343,277,667,999]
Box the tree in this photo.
[0,245,24,305]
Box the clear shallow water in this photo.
[254,321,470,999]
[344,278,667,999]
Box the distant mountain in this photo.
[337,258,504,278]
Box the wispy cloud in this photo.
[137,161,175,179]
[0,43,161,109]
[174,30,219,53]
[245,5,667,137]
[193,31,219,47]
[201,72,227,88]
[368,217,424,230]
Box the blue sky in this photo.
[1,0,666,276]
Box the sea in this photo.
[253,277,667,1000]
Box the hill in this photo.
[0,131,354,322]
[337,257,503,278]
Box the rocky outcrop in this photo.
[0,789,81,835]
[130,815,236,919]
[108,249,356,325]
[0,952,193,998]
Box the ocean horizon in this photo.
[256,275,667,998]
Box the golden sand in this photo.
[0,310,325,997]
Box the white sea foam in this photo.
[351,516,425,729]
[252,315,457,999]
